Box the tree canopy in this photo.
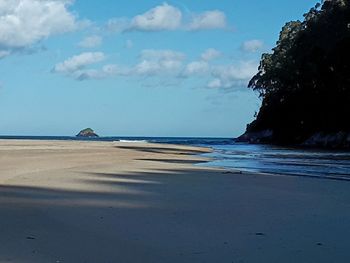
[245,0,350,145]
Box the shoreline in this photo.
[1,140,350,262]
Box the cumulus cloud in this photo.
[201,48,221,61]
[212,61,258,80]
[181,56,257,90]
[52,52,106,77]
[78,54,185,79]
[180,49,220,78]
[106,18,129,33]
[0,50,11,59]
[241,40,264,53]
[53,49,257,92]
[181,61,209,77]
[53,49,185,80]
[188,10,227,31]
[106,3,229,33]
[208,61,258,90]
[139,49,185,61]
[129,3,182,31]
[134,49,185,75]
[78,35,102,48]
[0,0,78,53]
[52,52,130,81]
[77,64,129,81]
[207,78,222,89]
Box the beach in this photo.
[1,140,350,263]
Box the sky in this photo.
[0,0,317,137]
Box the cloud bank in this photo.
[0,1,258,92]
[53,49,258,91]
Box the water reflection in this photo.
[201,144,350,180]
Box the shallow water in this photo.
[200,143,350,180]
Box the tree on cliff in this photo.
[244,0,350,145]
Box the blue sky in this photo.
[0,0,317,137]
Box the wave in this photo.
[117,140,149,143]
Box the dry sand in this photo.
[0,140,350,263]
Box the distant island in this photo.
[76,128,99,138]
[239,0,350,148]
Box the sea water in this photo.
[199,143,350,180]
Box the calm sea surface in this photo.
[1,136,349,180]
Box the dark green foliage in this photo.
[246,0,350,144]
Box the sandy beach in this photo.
[1,140,350,263]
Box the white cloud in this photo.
[53,48,256,92]
[129,3,182,31]
[106,18,130,33]
[53,52,106,76]
[0,50,11,58]
[78,49,185,79]
[201,48,221,61]
[182,61,209,77]
[77,64,129,81]
[139,49,185,61]
[188,10,227,31]
[0,0,78,51]
[241,40,264,53]
[209,60,258,89]
[53,49,185,80]
[207,78,222,89]
[180,48,221,78]
[78,35,102,48]
[134,49,185,75]
[106,4,229,33]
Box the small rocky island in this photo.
[76,128,99,138]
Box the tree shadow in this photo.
[0,168,224,263]
[116,145,209,155]
[1,167,350,263]
[137,158,208,164]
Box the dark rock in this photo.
[76,128,99,138]
[237,129,350,149]
[236,130,274,144]
[303,131,350,148]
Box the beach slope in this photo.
[0,140,350,263]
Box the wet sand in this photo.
[0,140,350,263]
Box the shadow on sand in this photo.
[117,145,208,155]
[1,167,350,263]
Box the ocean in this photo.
[1,136,349,180]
